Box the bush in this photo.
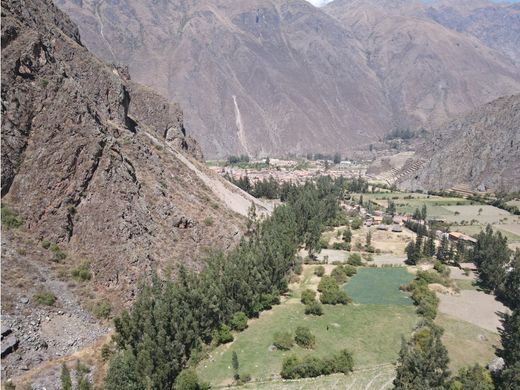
[273,331,293,350]
[174,368,206,390]
[50,244,67,262]
[41,240,51,249]
[351,218,363,230]
[304,302,323,316]
[332,242,350,251]
[101,343,114,361]
[317,276,336,292]
[1,205,23,229]
[319,237,329,249]
[213,324,233,345]
[331,266,348,284]
[203,217,214,226]
[94,300,111,319]
[34,290,56,306]
[294,326,315,349]
[301,289,316,305]
[230,312,248,331]
[294,262,303,275]
[280,349,354,379]
[314,266,325,277]
[347,253,363,266]
[71,261,92,282]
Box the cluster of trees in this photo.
[305,152,342,164]
[317,275,351,305]
[397,225,520,389]
[104,179,343,389]
[383,128,417,141]
[281,349,354,379]
[225,175,289,200]
[226,155,250,164]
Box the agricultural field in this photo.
[344,268,413,305]
[196,265,418,387]
[436,314,501,372]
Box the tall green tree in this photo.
[471,225,510,292]
[232,352,239,380]
[437,235,450,262]
[394,322,450,389]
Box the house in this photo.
[393,216,404,224]
[392,225,403,233]
[449,231,478,246]
[377,224,389,231]
[373,215,383,224]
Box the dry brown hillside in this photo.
[1,0,269,382]
[55,0,520,157]
[397,94,520,193]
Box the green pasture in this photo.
[197,302,417,386]
[344,268,414,305]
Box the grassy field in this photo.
[197,265,418,386]
[452,224,520,242]
[231,364,396,389]
[344,268,413,305]
[436,314,501,372]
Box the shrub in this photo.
[203,217,214,226]
[319,237,329,249]
[332,242,350,251]
[94,300,111,319]
[174,368,205,390]
[273,331,293,350]
[351,218,363,230]
[101,343,114,361]
[34,290,56,306]
[331,266,348,284]
[213,324,233,345]
[314,266,325,277]
[1,205,23,229]
[230,312,248,331]
[280,349,354,379]
[317,276,336,292]
[294,262,303,275]
[41,240,51,249]
[347,253,363,266]
[304,302,323,316]
[294,326,315,349]
[329,349,354,374]
[301,289,316,305]
[71,261,92,281]
[50,244,67,262]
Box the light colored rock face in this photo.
[398,94,520,193]
[54,0,520,158]
[1,0,252,303]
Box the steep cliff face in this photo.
[1,0,271,378]
[398,94,520,193]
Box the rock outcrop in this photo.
[397,94,520,193]
[1,0,274,298]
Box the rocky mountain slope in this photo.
[324,0,520,132]
[423,0,520,66]
[397,94,520,193]
[55,0,520,157]
[1,0,270,381]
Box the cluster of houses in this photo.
[341,202,478,246]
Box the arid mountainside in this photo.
[424,0,520,65]
[1,0,269,380]
[55,0,520,157]
[54,0,392,158]
[325,0,520,131]
[398,94,520,193]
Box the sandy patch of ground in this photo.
[449,266,476,280]
[372,255,407,266]
[438,290,509,333]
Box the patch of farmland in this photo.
[344,268,414,305]
[436,314,501,372]
[437,290,509,333]
[235,365,396,389]
[443,205,514,224]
